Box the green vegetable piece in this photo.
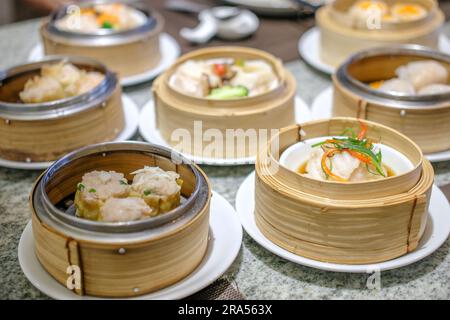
[102,21,113,29]
[143,189,152,196]
[207,85,249,100]
[77,183,85,191]
[89,188,96,193]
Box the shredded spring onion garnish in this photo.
[311,121,385,182]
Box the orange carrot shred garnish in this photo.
[321,149,347,182]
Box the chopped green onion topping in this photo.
[101,21,113,29]
[77,183,85,191]
[120,180,128,185]
[89,188,96,193]
[143,189,152,196]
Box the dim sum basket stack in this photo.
[30,142,211,297]
[254,118,434,264]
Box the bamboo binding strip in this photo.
[255,118,434,264]
[31,142,211,297]
[152,46,297,160]
[332,46,450,154]
[316,0,444,67]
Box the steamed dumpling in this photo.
[378,78,415,95]
[19,76,65,103]
[131,166,182,215]
[418,84,450,95]
[230,60,279,96]
[396,60,448,91]
[74,171,130,220]
[391,3,427,22]
[41,62,82,87]
[100,197,153,222]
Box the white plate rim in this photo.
[138,96,312,166]
[235,171,450,273]
[28,33,180,87]
[311,86,450,162]
[0,94,139,170]
[298,27,450,76]
[18,191,243,300]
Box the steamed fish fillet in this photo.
[304,148,384,182]
[19,76,65,103]
[100,197,153,222]
[396,60,448,91]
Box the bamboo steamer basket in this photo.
[0,56,124,162]
[255,118,434,264]
[152,46,297,160]
[30,142,211,297]
[332,46,450,154]
[316,0,444,67]
[40,1,163,78]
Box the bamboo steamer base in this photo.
[32,210,209,297]
[0,88,125,162]
[254,119,434,264]
[316,3,444,67]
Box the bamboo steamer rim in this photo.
[333,45,450,110]
[31,141,212,244]
[153,46,295,115]
[0,55,118,121]
[255,117,432,206]
[317,0,444,40]
[41,3,164,47]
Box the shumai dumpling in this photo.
[74,171,130,220]
[41,61,82,87]
[19,76,65,103]
[131,166,183,216]
[99,197,153,222]
[349,0,389,28]
[391,3,427,22]
[396,60,448,91]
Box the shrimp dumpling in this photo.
[131,166,183,215]
[74,171,130,220]
[19,76,65,103]
[378,78,415,95]
[99,197,153,222]
[418,84,450,95]
[396,60,448,91]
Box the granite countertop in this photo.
[0,19,449,300]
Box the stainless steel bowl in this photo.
[44,0,163,46]
[0,55,118,120]
[31,142,210,243]
[335,45,450,110]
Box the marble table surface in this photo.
[0,19,449,300]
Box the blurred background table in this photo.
[0,0,450,300]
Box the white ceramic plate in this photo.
[138,97,312,166]
[236,171,450,273]
[28,33,180,87]
[298,27,450,75]
[311,86,450,162]
[0,95,139,170]
[18,191,242,300]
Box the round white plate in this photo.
[298,27,450,75]
[236,171,450,273]
[0,95,139,170]
[18,191,242,300]
[28,33,180,87]
[138,97,312,166]
[311,86,450,162]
